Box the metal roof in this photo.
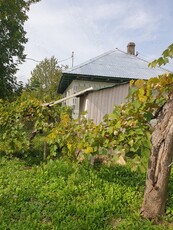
[58,48,169,93]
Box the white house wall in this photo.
[79,83,129,124]
[63,80,115,118]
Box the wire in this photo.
[26,55,72,64]
[138,52,173,66]
[58,56,72,63]
[26,57,41,63]
[137,52,154,62]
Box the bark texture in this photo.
[141,96,173,219]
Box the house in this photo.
[78,83,129,124]
[57,42,167,121]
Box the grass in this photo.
[0,156,173,229]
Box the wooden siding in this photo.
[63,80,115,118]
[79,83,129,124]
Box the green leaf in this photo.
[162,49,169,58]
[144,112,153,121]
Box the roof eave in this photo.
[57,72,131,94]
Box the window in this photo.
[73,85,78,92]
[73,98,77,105]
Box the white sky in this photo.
[16,0,173,83]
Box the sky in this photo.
[17,0,173,83]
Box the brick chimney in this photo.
[127,42,135,55]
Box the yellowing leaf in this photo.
[138,88,147,102]
[135,79,145,88]
[84,146,93,154]
[130,80,135,86]
[61,114,70,126]
[67,143,72,152]
[77,142,84,149]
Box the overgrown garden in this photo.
[1,0,173,228]
[1,68,173,228]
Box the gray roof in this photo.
[58,48,169,93]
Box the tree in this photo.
[0,0,40,100]
[149,43,173,67]
[141,96,173,219]
[141,43,173,219]
[26,56,64,101]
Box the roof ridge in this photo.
[64,47,170,73]
[63,48,120,73]
[116,48,170,72]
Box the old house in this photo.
[78,83,129,124]
[57,42,167,122]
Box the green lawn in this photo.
[0,156,173,229]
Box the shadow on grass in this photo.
[94,163,146,188]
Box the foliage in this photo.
[2,156,172,230]
[46,115,102,161]
[26,56,64,101]
[45,73,173,163]
[0,92,71,157]
[149,43,173,67]
[102,73,173,156]
[0,0,40,100]
[1,72,173,164]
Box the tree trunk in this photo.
[141,96,173,219]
